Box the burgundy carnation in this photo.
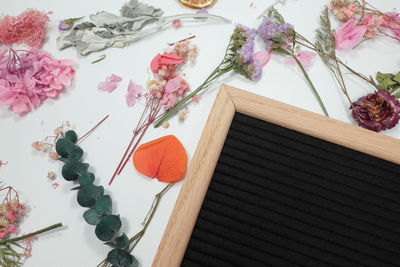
[351,90,400,132]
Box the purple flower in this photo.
[58,20,69,31]
[238,28,256,63]
[257,17,293,50]
[351,90,400,132]
[249,62,263,81]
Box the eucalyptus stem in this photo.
[292,54,330,117]
[98,183,174,267]
[0,223,63,245]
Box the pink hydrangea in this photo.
[0,48,75,114]
[0,9,50,47]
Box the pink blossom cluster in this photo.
[0,199,26,239]
[328,0,361,22]
[0,9,50,47]
[0,48,75,114]
[329,0,400,47]
[147,41,198,109]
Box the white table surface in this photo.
[2,0,400,266]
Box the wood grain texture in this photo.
[152,86,235,267]
[152,84,400,267]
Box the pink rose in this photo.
[333,19,367,50]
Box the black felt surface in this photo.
[181,112,400,267]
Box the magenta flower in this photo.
[351,90,400,132]
[333,18,367,50]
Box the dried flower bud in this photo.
[54,126,63,135]
[162,121,170,128]
[0,217,10,227]
[178,111,186,121]
[192,94,200,103]
[47,171,57,180]
[32,141,42,150]
[48,152,59,160]
[65,121,71,127]
[39,143,49,151]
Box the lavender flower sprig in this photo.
[154,25,263,127]
[259,9,329,117]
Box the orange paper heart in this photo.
[133,135,187,182]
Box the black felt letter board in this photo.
[181,113,400,267]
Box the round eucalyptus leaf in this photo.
[55,138,74,158]
[68,146,83,161]
[77,184,104,207]
[95,215,122,241]
[95,195,112,215]
[107,248,134,267]
[105,233,129,249]
[79,172,95,186]
[83,208,103,225]
[65,130,78,143]
[62,161,89,181]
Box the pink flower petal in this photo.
[253,50,271,68]
[333,19,367,50]
[160,53,184,65]
[126,80,143,107]
[109,74,123,83]
[165,77,182,94]
[12,96,30,114]
[150,53,162,72]
[98,81,118,92]
[285,50,316,69]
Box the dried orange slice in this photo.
[179,0,216,9]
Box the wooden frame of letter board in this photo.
[152,84,400,267]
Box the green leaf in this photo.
[376,72,394,82]
[83,208,103,225]
[107,248,138,267]
[379,78,397,90]
[79,172,95,186]
[77,184,104,207]
[106,233,130,249]
[65,130,78,143]
[62,161,89,181]
[393,72,400,84]
[68,146,84,161]
[273,47,292,56]
[95,195,112,215]
[95,215,122,241]
[55,138,74,158]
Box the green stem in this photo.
[291,54,329,117]
[0,223,63,245]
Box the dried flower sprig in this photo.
[109,40,197,184]
[0,186,62,266]
[154,24,267,127]
[328,0,400,43]
[315,8,400,132]
[36,120,172,267]
[258,8,329,117]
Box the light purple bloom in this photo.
[257,17,293,49]
[58,20,69,31]
[238,28,256,63]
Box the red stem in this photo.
[76,115,110,144]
